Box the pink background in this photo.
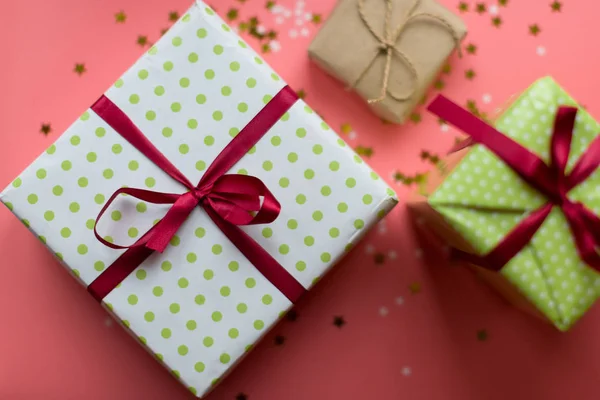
[1,0,599,399]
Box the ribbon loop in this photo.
[88,86,306,303]
[427,95,600,272]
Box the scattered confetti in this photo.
[395,296,405,305]
[136,35,149,47]
[286,310,298,322]
[401,366,412,376]
[476,3,486,14]
[466,43,477,54]
[388,251,397,260]
[492,16,503,27]
[236,394,248,400]
[529,24,541,36]
[40,123,52,135]
[379,307,389,316]
[458,2,468,12]
[465,69,476,80]
[73,63,86,76]
[274,335,286,345]
[536,45,546,56]
[168,11,180,22]
[105,317,113,327]
[477,330,489,341]
[409,282,422,294]
[482,94,492,104]
[551,1,562,12]
[488,5,499,15]
[114,11,126,23]
[333,316,346,328]
[374,253,386,264]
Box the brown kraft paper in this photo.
[308,0,467,123]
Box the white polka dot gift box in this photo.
[409,76,600,331]
[0,1,398,397]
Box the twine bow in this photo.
[352,0,462,104]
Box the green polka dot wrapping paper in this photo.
[416,76,600,332]
[0,1,398,398]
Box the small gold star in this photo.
[465,69,476,80]
[551,1,562,11]
[499,0,508,6]
[312,14,322,24]
[296,89,306,99]
[227,8,239,20]
[160,28,168,36]
[74,63,86,75]
[267,30,277,39]
[274,335,286,345]
[466,43,477,54]
[409,112,422,123]
[434,80,445,90]
[40,123,52,135]
[458,2,468,12]
[476,3,486,13]
[442,63,452,74]
[266,1,276,9]
[261,43,271,53]
[341,123,353,134]
[333,316,346,328]
[355,146,374,157]
[137,35,149,47]
[529,24,541,36]
[115,11,126,23]
[374,253,385,264]
[477,330,489,341]
[409,282,421,294]
[168,11,179,22]
[492,16,503,27]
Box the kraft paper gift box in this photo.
[0,1,398,397]
[409,77,600,331]
[308,0,467,123]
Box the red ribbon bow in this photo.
[428,95,600,271]
[87,86,306,302]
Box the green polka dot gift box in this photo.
[409,77,600,331]
[0,2,397,397]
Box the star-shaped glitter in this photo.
[434,80,445,90]
[160,28,168,36]
[355,146,373,157]
[168,11,179,22]
[333,316,346,328]
[341,123,352,134]
[236,394,248,400]
[551,1,562,11]
[40,123,52,135]
[286,309,298,321]
[529,24,541,36]
[374,253,385,264]
[457,2,468,12]
[227,8,239,20]
[477,330,488,341]
[74,63,86,76]
[465,69,476,80]
[266,1,276,9]
[492,17,502,27]
[261,43,271,53]
[296,89,306,99]
[137,35,149,46]
[466,43,477,54]
[475,3,486,14]
[442,64,452,74]
[409,112,422,123]
[115,11,126,23]
[274,335,286,345]
[312,14,322,24]
[409,282,422,294]
[499,0,508,5]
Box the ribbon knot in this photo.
[351,0,462,104]
[87,86,306,303]
[428,96,600,272]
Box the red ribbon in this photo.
[87,86,306,303]
[427,95,600,272]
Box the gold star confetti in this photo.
[498,0,508,6]
[466,43,477,54]
[341,123,353,134]
[74,63,86,76]
[274,335,286,345]
[442,63,452,74]
[137,35,149,47]
[261,43,271,53]
[492,16,502,27]
[393,171,428,186]
[409,282,422,294]
[266,1,276,9]
[374,253,386,264]
[227,8,238,20]
[40,123,52,135]
[434,79,445,90]
[355,146,374,157]
[115,11,126,23]
[465,69,476,80]
[529,24,541,36]
[475,3,486,13]
[267,30,277,39]
[312,14,322,24]
[551,1,562,11]
[333,316,346,328]
[409,112,422,123]
[296,89,306,99]
[160,28,168,36]
[458,2,468,12]
[168,11,179,22]
[477,330,489,341]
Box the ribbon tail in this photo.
[205,207,306,303]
